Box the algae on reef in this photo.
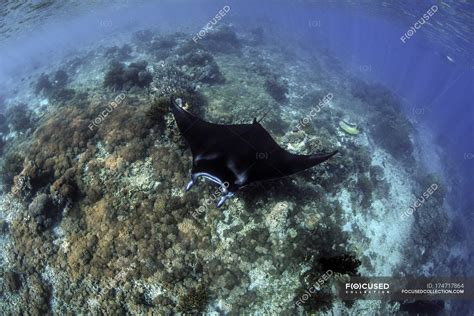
[0,24,453,316]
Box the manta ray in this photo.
[171,96,337,207]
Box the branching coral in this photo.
[177,285,210,313]
[199,25,241,54]
[265,75,288,103]
[177,50,225,84]
[33,70,77,104]
[52,70,68,88]
[103,60,153,90]
[294,287,334,313]
[28,193,62,231]
[5,103,33,132]
[145,97,171,128]
[294,253,361,313]
[356,174,374,209]
[318,254,361,276]
[150,35,177,59]
[1,152,24,189]
[34,73,53,94]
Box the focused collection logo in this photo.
[345,282,390,294]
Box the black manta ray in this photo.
[171,96,338,207]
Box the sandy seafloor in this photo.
[0,24,471,315]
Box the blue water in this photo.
[0,0,472,313]
[258,0,474,219]
[218,0,474,225]
[241,1,474,216]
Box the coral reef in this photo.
[145,97,171,128]
[5,103,33,132]
[103,60,153,91]
[0,111,8,132]
[52,69,68,88]
[265,74,288,103]
[0,139,5,156]
[294,246,361,313]
[104,44,133,61]
[318,254,361,275]
[132,29,153,46]
[3,271,22,292]
[247,27,265,45]
[28,192,62,231]
[356,175,374,209]
[199,25,241,54]
[34,73,53,94]
[33,69,78,104]
[351,79,414,161]
[1,152,24,190]
[177,285,210,313]
[34,70,68,93]
[0,25,460,316]
[176,50,225,84]
[151,36,176,50]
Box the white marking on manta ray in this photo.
[195,153,220,163]
[192,172,234,207]
[194,172,227,190]
[227,159,247,186]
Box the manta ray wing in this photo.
[171,97,255,156]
